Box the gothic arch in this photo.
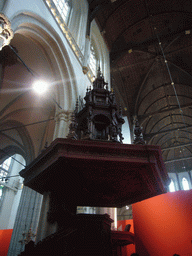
[0,11,82,166]
[10,11,78,111]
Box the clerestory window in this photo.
[52,0,71,23]
[182,177,189,190]
[169,179,176,192]
[0,157,12,200]
[89,44,97,76]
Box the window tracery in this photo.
[89,44,97,76]
[89,21,109,83]
[52,0,71,23]
[0,157,12,200]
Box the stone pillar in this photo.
[176,172,181,190]
[0,186,16,229]
[9,109,72,255]
[53,110,71,139]
[188,170,192,187]
[35,192,57,243]
[8,187,43,256]
[82,35,91,74]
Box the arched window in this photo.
[52,0,71,23]
[1,157,11,171]
[169,179,176,192]
[182,177,189,190]
[89,44,97,76]
[89,20,110,84]
[0,157,12,200]
[0,157,12,180]
[0,154,25,229]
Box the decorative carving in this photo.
[0,13,13,51]
[67,112,78,140]
[92,67,108,89]
[19,228,36,245]
[133,116,145,145]
[68,68,124,142]
[55,110,71,123]
[82,66,89,74]
[78,95,85,111]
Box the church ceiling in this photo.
[88,0,192,173]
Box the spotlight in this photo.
[33,80,48,94]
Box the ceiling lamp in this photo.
[0,13,13,51]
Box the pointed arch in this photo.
[10,11,78,112]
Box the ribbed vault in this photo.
[88,0,192,173]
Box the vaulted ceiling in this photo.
[88,0,192,173]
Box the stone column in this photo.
[188,170,192,187]
[35,192,57,243]
[8,187,43,256]
[6,155,43,256]
[53,110,71,139]
[176,172,181,190]
[82,35,91,74]
[0,185,16,229]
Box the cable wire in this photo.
[154,30,190,140]
[0,149,26,167]
[0,118,55,133]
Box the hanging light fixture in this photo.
[0,13,13,51]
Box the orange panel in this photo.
[0,229,13,256]
[132,190,192,256]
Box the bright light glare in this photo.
[182,177,189,190]
[169,179,175,192]
[33,80,48,94]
